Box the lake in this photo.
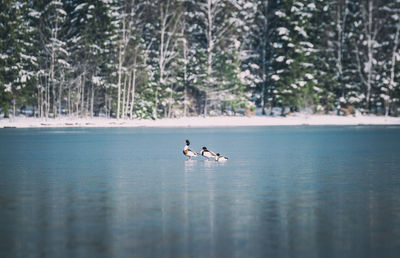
[0,126,399,257]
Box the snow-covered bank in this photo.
[1,114,400,129]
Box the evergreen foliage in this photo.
[1,0,399,118]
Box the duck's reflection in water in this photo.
[184,159,197,173]
[203,159,214,170]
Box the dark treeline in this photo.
[0,0,399,119]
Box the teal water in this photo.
[0,126,399,257]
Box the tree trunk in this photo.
[37,78,42,118]
[45,75,49,118]
[386,22,400,116]
[13,99,16,117]
[204,91,207,117]
[337,0,348,100]
[76,75,81,117]
[116,17,126,120]
[156,5,167,120]
[366,0,372,110]
[122,73,127,119]
[125,69,132,118]
[68,82,71,115]
[90,82,94,118]
[154,88,158,119]
[261,0,269,115]
[205,0,214,117]
[183,38,188,117]
[129,67,136,119]
[81,71,86,117]
[168,88,173,118]
[58,72,63,116]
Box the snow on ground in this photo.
[1,114,400,128]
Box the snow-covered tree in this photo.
[348,0,386,112]
[250,0,279,114]
[380,2,400,116]
[67,0,113,117]
[1,0,400,118]
[270,1,318,112]
[0,1,39,117]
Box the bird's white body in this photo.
[183,142,197,160]
[215,153,228,162]
[200,148,216,160]
[184,145,197,157]
[216,155,228,161]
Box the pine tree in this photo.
[249,0,282,115]
[379,1,400,116]
[67,0,113,117]
[348,0,386,113]
[269,1,318,113]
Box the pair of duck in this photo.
[183,140,228,161]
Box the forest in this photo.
[0,0,399,119]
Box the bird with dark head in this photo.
[183,139,197,160]
[215,153,228,161]
[200,146,216,160]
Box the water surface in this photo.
[0,126,399,257]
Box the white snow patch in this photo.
[276,56,285,62]
[92,76,101,85]
[58,59,70,67]
[313,86,322,93]
[5,83,12,92]
[234,39,241,49]
[249,63,259,70]
[29,10,41,18]
[277,27,289,35]
[305,73,313,79]
[294,26,308,38]
[238,70,250,80]
[74,3,87,12]
[271,75,280,81]
[291,6,299,12]
[2,115,400,129]
[348,96,361,103]
[380,94,390,101]
[307,3,316,10]
[57,8,67,16]
[244,2,254,9]
[300,41,314,48]
[20,54,37,62]
[275,11,286,18]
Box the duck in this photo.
[183,140,197,160]
[200,146,216,160]
[215,153,228,162]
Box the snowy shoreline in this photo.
[1,114,400,129]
